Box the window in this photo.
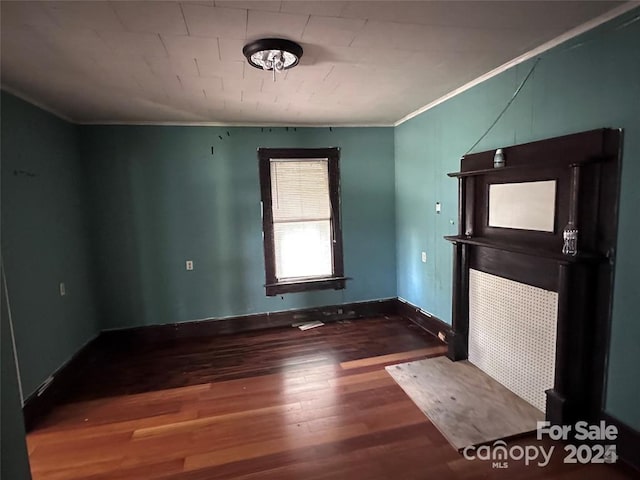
[258,148,345,296]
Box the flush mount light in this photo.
[242,38,303,82]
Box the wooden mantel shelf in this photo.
[447,164,546,178]
[447,152,610,178]
[443,235,606,264]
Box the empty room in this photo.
[1,1,639,479]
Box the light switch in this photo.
[59,282,66,296]
[421,252,427,263]
[435,202,441,214]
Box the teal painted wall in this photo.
[80,126,396,328]
[2,5,638,444]
[1,92,100,397]
[395,9,640,430]
[1,265,33,480]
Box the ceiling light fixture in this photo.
[242,38,303,82]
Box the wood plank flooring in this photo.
[26,316,636,479]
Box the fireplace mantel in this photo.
[444,235,607,264]
[445,128,622,427]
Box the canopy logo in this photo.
[462,440,554,469]
[462,421,618,469]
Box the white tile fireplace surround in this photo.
[468,269,558,413]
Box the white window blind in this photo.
[270,159,333,280]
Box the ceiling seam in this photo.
[179,3,191,36]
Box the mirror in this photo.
[488,180,556,232]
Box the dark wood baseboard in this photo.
[99,298,398,344]
[394,297,452,343]
[23,298,398,431]
[601,412,640,473]
[22,335,101,431]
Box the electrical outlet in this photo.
[421,251,427,263]
[438,331,446,342]
[186,260,194,271]
[59,282,66,296]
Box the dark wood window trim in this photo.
[258,147,345,296]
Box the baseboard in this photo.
[23,297,448,431]
[22,334,102,431]
[601,412,640,472]
[23,298,398,431]
[100,298,398,344]
[395,297,452,343]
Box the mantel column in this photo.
[447,242,469,361]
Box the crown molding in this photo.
[1,85,75,124]
[394,2,640,127]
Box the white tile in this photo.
[178,74,224,94]
[306,91,339,105]
[260,76,304,94]
[98,30,168,58]
[246,10,309,40]
[112,1,188,35]
[89,52,155,79]
[0,0,621,124]
[161,35,220,60]
[205,99,227,113]
[250,70,300,91]
[0,26,56,59]
[341,1,433,24]
[280,1,347,18]
[262,87,311,105]
[301,42,427,68]
[302,15,365,47]
[354,46,414,66]
[131,68,184,96]
[182,4,247,39]
[350,20,433,51]
[0,1,58,28]
[283,62,334,82]
[222,77,263,93]
[215,1,282,12]
[146,56,200,78]
[339,1,471,27]
[218,37,247,63]
[297,78,338,96]
[43,1,124,31]
[84,58,143,90]
[241,89,277,104]
[243,61,270,81]
[220,89,243,103]
[195,57,244,77]
[336,67,416,90]
[39,26,112,56]
[134,94,212,121]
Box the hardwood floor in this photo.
[26,316,636,479]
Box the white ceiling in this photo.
[0,1,632,126]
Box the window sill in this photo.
[265,277,348,296]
